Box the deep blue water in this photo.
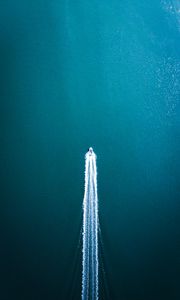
[0,1,180,299]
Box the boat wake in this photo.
[82,148,99,300]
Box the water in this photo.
[0,1,179,299]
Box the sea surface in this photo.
[0,1,180,299]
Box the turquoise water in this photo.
[0,1,179,299]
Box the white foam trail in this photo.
[82,150,99,300]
